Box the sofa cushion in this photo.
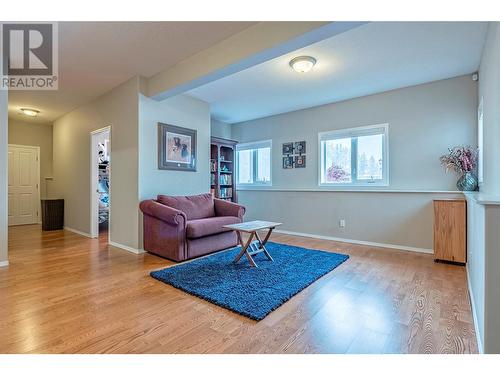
[157,193,215,220]
[186,216,242,239]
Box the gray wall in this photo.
[8,120,53,199]
[0,63,7,264]
[139,94,211,199]
[232,76,477,250]
[484,205,500,353]
[241,190,461,251]
[466,22,500,354]
[138,94,211,246]
[52,77,141,249]
[210,118,232,139]
[233,75,477,191]
[479,22,500,195]
[465,194,485,352]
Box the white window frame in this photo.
[236,139,273,187]
[318,123,389,187]
[478,96,484,185]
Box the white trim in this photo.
[63,227,144,255]
[318,123,389,187]
[462,191,500,206]
[109,241,145,255]
[235,139,273,187]
[235,139,273,151]
[477,96,484,185]
[64,226,92,238]
[466,265,484,354]
[0,260,9,267]
[7,143,40,150]
[90,126,111,241]
[236,187,462,194]
[274,229,434,254]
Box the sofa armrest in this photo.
[139,200,187,227]
[214,199,246,219]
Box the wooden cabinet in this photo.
[433,199,466,264]
[210,137,238,203]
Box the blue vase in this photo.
[456,172,478,191]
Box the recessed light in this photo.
[289,56,317,73]
[20,108,40,117]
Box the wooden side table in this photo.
[223,220,282,267]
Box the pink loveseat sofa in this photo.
[140,193,245,262]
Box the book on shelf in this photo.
[210,159,217,172]
[220,165,231,173]
[219,174,232,185]
[219,187,233,198]
[210,173,216,186]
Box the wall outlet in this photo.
[339,219,346,228]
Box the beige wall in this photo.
[210,118,232,139]
[232,75,477,250]
[8,119,53,199]
[52,77,141,250]
[479,22,500,195]
[0,67,7,264]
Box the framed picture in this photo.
[282,142,294,155]
[158,123,197,171]
[283,156,294,169]
[295,155,306,168]
[294,141,306,155]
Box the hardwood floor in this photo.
[0,225,477,354]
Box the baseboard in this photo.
[64,226,93,238]
[109,241,145,255]
[273,229,434,254]
[64,226,143,255]
[0,260,9,267]
[466,265,484,354]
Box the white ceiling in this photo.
[188,22,488,124]
[8,21,256,124]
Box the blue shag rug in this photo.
[150,242,349,321]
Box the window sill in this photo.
[236,185,273,189]
[463,191,500,205]
[236,187,462,194]
[318,183,389,188]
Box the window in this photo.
[319,124,389,186]
[236,140,272,186]
[478,96,484,184]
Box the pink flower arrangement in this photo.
[440,146,478,175]
[326,164,349,182]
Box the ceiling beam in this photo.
[147,21,367,100]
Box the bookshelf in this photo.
[210,136,238,202]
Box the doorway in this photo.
[90,127,111,240]
[7,144,40,226]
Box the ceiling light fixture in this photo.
[289,56,317,73]
[20,108,40,117]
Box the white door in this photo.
[8,145,40,226]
